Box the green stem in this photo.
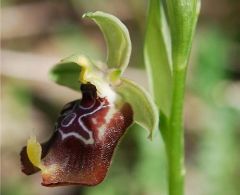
[166,67,187,195]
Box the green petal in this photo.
[116,78,159,139]
[83,11,131,75]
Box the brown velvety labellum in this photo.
[20,83,133,186]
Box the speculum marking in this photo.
[59,101,110,145]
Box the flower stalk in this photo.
[167,67,187,195]
[145,0,200,195]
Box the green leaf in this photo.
[166,0,201,69]
[83,11,131,74]
[49,54,101,91]
[144,0,172,117]
[116,78,159,139]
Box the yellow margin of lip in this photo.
[26,136,44,170]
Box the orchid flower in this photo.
[20,11,158,186]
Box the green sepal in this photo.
[49,54,102,91]
[116,78,159,139]
[83,11,131,75]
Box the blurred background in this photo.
[1,0,240,195]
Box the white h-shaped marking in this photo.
[61,113,77,127]
[59,101,109,145]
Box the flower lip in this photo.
[20,82,133,186]
[81,82,97,96]
[80,82,97,108]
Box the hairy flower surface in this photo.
[21,83,133,186]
